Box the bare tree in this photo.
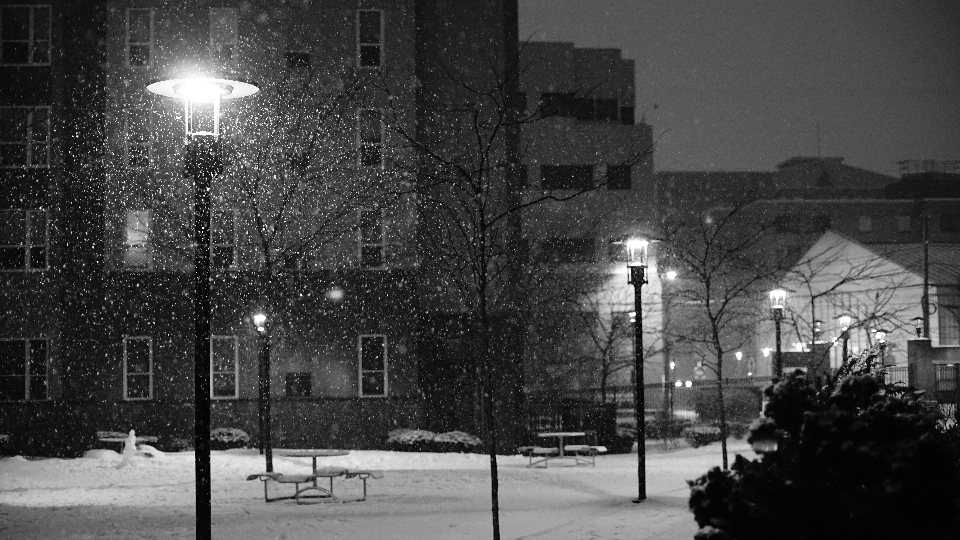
[661,194,808,470]
[379,54,652,538]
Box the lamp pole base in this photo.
[632,497,646,504]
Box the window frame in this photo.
[0,338,47,401]
[0,208,48,272]
[356,9,383,69]
[0,5,52,66]
[210,335,238,399]
[285,372,312,397]
[358,334,388,398]
[358,207,385,269]
[0,105,51,168]
[125,7,154,68]
[122,336,153,400]
[211,208,238,270]
[208,7,238,65]
[124,111,151,169]
[123,208,152,270]
[896,215,911,233]
[357,108,384,169]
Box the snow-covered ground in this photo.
[0,440,755,540]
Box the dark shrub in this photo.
[688,362,960,540]
[682,425,723,448]
[209,428,250,450]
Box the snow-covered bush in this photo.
[434,431,482,452]
[681,425,723,448]
[387,429,482,452]
[688,366,960,540]
[209,428,250,450]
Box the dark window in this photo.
[539,237,595,263]
[285,372,312,397]
[573,97,594,121]
[607,165,631,190]
[357,10,382,68]
[211,210,236,269]
[285,51,311,68]
[1,209,47,271]
[935,365,956,392]
[539,92,575,117]
[541,165,593,190]
[0,5,51,65]
[620,107,635,125]
[941,214,959,232]
[358,109,383,167]
[939,293,959,346]
[359,208,384,268]
[0,339,46,401]
[127,8,152,67]
[595,99,618,122]
[359,335,387,396]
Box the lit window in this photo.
[124,209,151,269]
[209,8,238,65]
[211,209,237,269]
[0,339,47,401]
[123,336,152,400]
[0,209,48,271]
[211,336,238,399]
[358,208,385,269]
[359,335,387,397]
[0,106,50,168]
[858,215,873,232]
[0,5,51,65]
[126,8,153,67]
[358,108,383,168]
[357,10,382,68]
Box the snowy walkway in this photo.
[0,440,754,540]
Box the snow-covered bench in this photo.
[562,445,608,466]
[247,468,384,503]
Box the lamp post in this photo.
[252,312,273,472]
[769,289,786,378]
[912,316,924,338]
[147,77,258,540]
[624,237,648,503]
[838,315,851,366]
[660,269,677,427]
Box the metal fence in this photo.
[538,377,775,428]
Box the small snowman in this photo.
[116,430,138,468]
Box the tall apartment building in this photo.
[1,0,522,453]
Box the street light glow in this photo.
[665,270,677,280]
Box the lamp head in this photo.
[735,351,743,361]
[769,288,786,310]
[146,77,258,141]
[838,314,851,331]
[625,238,648,267]
[665,269,677,280]
[252,312,269,334]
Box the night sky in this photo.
[519,0,960,176]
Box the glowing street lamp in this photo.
[837,315,852,364]
[147,76,258,540]
[613,236,648,503]
[769,289,786,378]
[251,311,273,472]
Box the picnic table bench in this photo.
[246,467,384,503]
[518,431,607,467]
